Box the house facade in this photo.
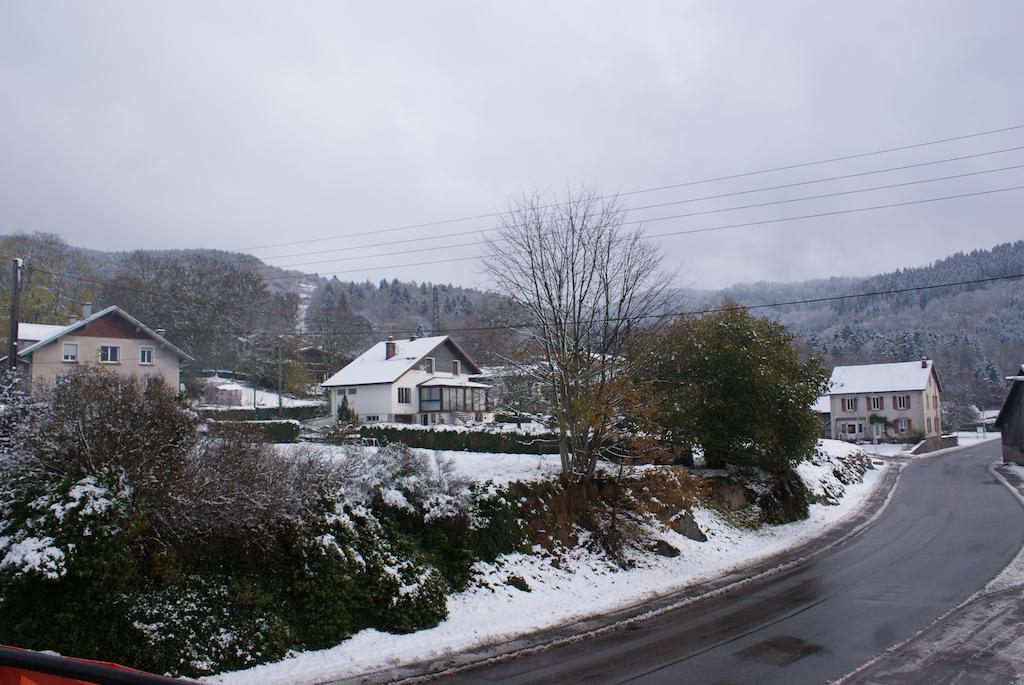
[322,335,489,425]
[827,359,943,442]
[995,364,1024,464]
[8,304,193,393]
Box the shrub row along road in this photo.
[438,440,1022,684]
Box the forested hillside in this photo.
[687,240,1024,413]
[1,232,1019,413]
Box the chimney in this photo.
[155,328,166,336]
[409,333,417,341]
[81,302,93,319]
[921,359,928,369]
[385,335,397,360]
[69,314,79,325]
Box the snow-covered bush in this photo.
[122,576,294,676]
[0,369,520,676]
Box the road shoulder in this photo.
[837,460,1024,684]
[332,461,904,685]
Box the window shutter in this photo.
[880,396,885,409]
[906,395,911,409]
[907,418,912,430]
[892,395,898,409]
[841,398,846,412]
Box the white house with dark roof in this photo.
[826,359,942,442]
[5,303,194,393]
[321,334,489,425]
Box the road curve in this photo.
[437,440,1023,685]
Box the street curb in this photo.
[327,459,905,685]
[830,458,1024,684]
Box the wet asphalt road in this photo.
[439,440,1024,685]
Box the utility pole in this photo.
[432,285,440,335]
[7,258,22,371]
[277,339,284,418]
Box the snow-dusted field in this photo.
[198,377,324,410]
[209,440,887,685]
[953,430,1001,442]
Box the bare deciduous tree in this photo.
[483,188,672,483]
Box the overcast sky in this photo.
[2,1,1022,291]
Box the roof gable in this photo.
[17,306,194,363]
[321,335,481,387]
[995,364,1024,429]
[828,360,938,395]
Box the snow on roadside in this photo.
[209,441,885,685]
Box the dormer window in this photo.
[452,360,460,376]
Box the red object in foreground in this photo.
[0,645,196,685]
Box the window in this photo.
[139,346,154,365]
[841,397,858,412]
[927,418,932,433]
[452,360,460,375]
[846,423,858,435]
[897,418,909,433]
[98,345,120,363]
[424,357,434,373]
[365,415,379,422]
[348,388,357,395]
[870,396,883,411]
[397,387,411,404]
[895,395,910,410]
[62,342,78,363]
[420,386,442,411]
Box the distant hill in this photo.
[682,240,1024,411]
[2,232,1019,411]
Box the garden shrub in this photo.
[352,425,559,454]
[0,370,527,677]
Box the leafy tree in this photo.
[640,302,829,472]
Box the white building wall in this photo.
[332,383,393,421]
[328,365,477,423]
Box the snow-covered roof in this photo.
[828,360,937,395]
[322,335,481,387]
[1006,363,1024,382]
[16,306,194,363]
[17,322,70,341]
[418,377,490,389]
[812,395,831,413]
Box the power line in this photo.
[257,144,1024,264]
[266,164,1024,270]
[239,122,1024,252]
[39,181,1024,303]
[53,272,1024,339]
[264,183,1024,280]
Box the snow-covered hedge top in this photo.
[367,421,550,436]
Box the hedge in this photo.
[197,404,327,422]
[208,420,301,443]
[353,425,558,454]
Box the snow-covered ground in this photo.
[857,443,912,457]
[953,430,1001,442]
[210,440,887,685]
[198,376,323,409]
